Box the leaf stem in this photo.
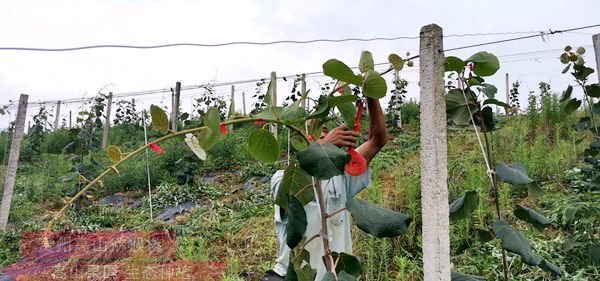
[313,180,335,272]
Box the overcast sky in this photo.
[1,0,599,129]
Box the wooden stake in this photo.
[0,94,28,230]
[101,92,113,149]
[419,24,450,281]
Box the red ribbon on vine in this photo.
[345,101,367,176]
[149,142,164,154]
[253,118,263,125]
[220,122,228,135]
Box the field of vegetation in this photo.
[0,49,599,281]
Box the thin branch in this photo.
[326,208,347,218]
[313,180,335,272]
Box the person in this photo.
[261,97,387,281]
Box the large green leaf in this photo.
[538,260,562,277]
[282,99,308,121]
[495,162,533,185]
[573,64,595,81]
[493,220,541,266]
[466,51,500,77]
[296,143,350,180]
[560,85,573,102]
[322,271,356,281]
[150,104,169,132]
[445,56,465,73]
[321,252,362,278]
[585,84,600,98]
[564,98,582,115]
[362,70,387,99]
[451,272,485,281]
[275,164,314,209]
[388,54,404,70]
[588,244,600,266]
[483,98,510,108]
[514,204,551,231]
[449,190,479,222]
[359,50,374,73]
[336,101,357,131]
[323,59,362,85]
[477,106,496,132]
[347,198,412,238]
[286,195,307,249]
[446,89,479,125]
[328,95,359,108]
[480,83,497,99]
[286,251,316,281]
[199,107,222,149]
[248,129,279,163]
[308,95,329,119]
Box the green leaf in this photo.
[483,98,510,108]
[275,164,314,209]
[328,95,359,108]
[248,129,280,163]
[336,101,357,131]
[564,98,582,115]
[449,190,479,222]
[588,244,600,266]
[107,145,122,163]
[257,107,284,120]
[388,54,404,70]
[514,204,551,231]
[585,84,600,98]
[308,95,329,119]
[337,271,357,281]
[562,63,571,74]
[184,133,207,160]
[559,53,569,64]
[445,56,465,72]
[560,85,573,102]
[573,64,595,81]
[197,127,217,150]
[264,80,273,107]
[359,50,374,73]
[180,112,190,121]
[286,195,307,249]
[446,89,479,125]
[493,220,541,266]
[323,59,362,85]
[480,83,497,99]
[150,105,169,132]
[475,229,495,243]
[287,251,316,281]
[281,99,308,121]
[538,260,563,277]
[467,77,484,86]
[346,198,412,238]
[477,106,497,132]
[466,51,500,77]
[496,162,533,185]
[593,102,600,115]
[290,132,309,151]
[576,46,586,55]
[322,252,362,278]
[451,272,485,281]
[362,70,387,99]
[296,143,350,180]
[321,272,336,281]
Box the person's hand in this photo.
[317,124,359,148]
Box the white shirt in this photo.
[270,167,371,280]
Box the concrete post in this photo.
[53,101,61,130]
[101,92,113,149]
[69,110,72,128]
[505,73,510,114]
[301,74,307,109]
[172,82,181,132]
[594,34,600,83]
[270,71,278,138]
[229,85,234,131]
[242,91,247,115]
[0,94,28,230]
[419,24,450,281]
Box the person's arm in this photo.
[357,97,387,164]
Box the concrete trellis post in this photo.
[301,74,307,109]
[229,85,234,131]
[69,110,72,128]
[0,94,28,230]
[270,71,278,138]
[419,24,450,281]
[53,101,61,130]
[171,82,181,132]
[101,92,113,149]
[594,34,600,83]
[505,73,510,114]
[242,92,247,115]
